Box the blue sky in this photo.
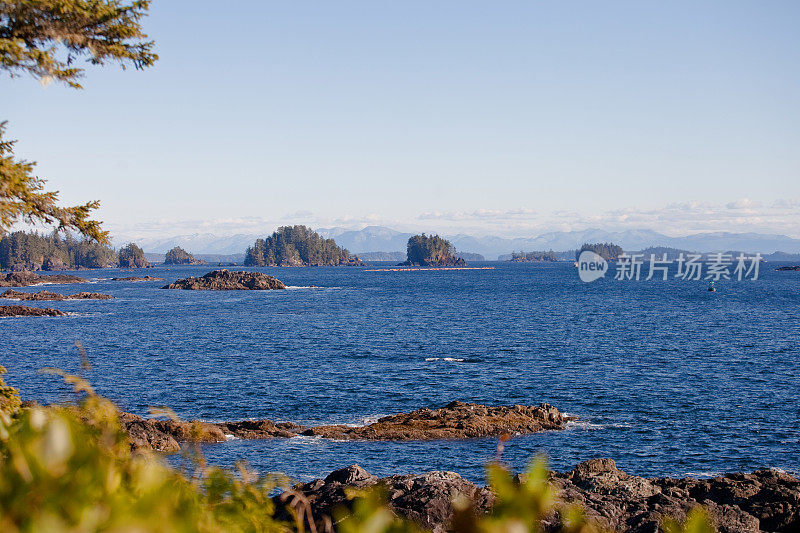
[3,1,799,240]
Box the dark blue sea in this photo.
[2,262,799,483]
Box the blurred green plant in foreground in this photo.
[0,371,715,533]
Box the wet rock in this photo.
[161,270,286,290]
[0,305,66,317]
[776,265,800,271]
[301,401,569,440]
[0,271,87,287]
[1,289,112,300]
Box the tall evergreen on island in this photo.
[244,226,364,266]
[164,247,206,265]
[0,231,115,271]
[576,243,624,261]
[118,243,151,268]
[401,234,466,267]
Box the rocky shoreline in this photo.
[278,460,799,533]
[161,269,286,290]
[111,275,164,281]
[119,402,570,452]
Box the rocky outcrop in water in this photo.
[119,402,568,453]
[0,305,66,317]
[0,271,87,287]
[111,276,164,282]
[300,401,568,440]
[276,460,800,533]
[776,265,800,271]
[1,289,112,300]
[161,270,286,290]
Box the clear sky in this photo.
[3,1,799,240]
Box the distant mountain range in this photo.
[126,226,800,260]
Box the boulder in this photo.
[275,465,493,533]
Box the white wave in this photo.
[224,434,238,441]
[425,357,466,362]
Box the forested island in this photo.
[244,225,364,266]
[118,243,151,268]
[164,246,207,265]
[577,242,624,261]
[0,231,115,270]
[400,234,466,267]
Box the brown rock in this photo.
[161,270,286,290]
[301,401,570,441]
[0,289,112,300]
[67,292,113,300]
[0,305,65,317]
[0,271,87,287]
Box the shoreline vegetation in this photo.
[1,371,796,532]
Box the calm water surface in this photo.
[2,262,799,483]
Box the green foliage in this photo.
[0,365,20,416]
[662,508,716,533]
[0,124,109,243]
[0,0,157,89]
[509,251,557,262]
[118,242,150,268]
[245,226,356,266]
[0,230,116,270]
[164,246,202,265]
[1,1,158,243]
[576,243,624,261]
[0,374,291,533]
[405,234,464,266]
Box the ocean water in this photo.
[2,262,799,483]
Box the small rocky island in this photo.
[300,401,567,440]
[111,275,164,282]
[776,265,800,271]
[162,269,286,290]
[1,289,112,300]
[277,460,799,533]
[244,225,364,266]
[0,305,65,317]
[400,234,467,267]
[119,401,568,452]
[164,246,207,265]
[0,271,87,287]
